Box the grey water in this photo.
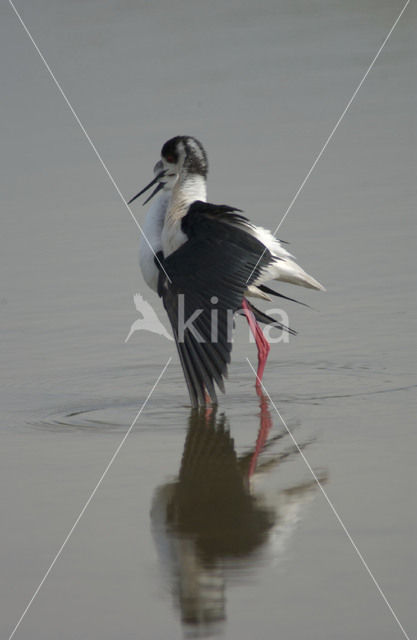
[1,1,415,638]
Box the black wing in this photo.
[156,201,272,407]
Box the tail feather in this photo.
[273,258,326,291]
[240,299,297,336]
[257,285,310,308]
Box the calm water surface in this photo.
[1,1,415,638]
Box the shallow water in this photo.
[1,1,416,638]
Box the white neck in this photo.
[161,173,207,256]
[179,173,207,202]
[169,173,207,220]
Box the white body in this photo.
[246,224,325,291]
[139,191,170,292]
[158,174,324,295]
[161,174,207,257]
[139,164,324,296]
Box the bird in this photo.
[150,399,327,631]
[128,136,324,407]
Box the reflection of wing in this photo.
[261,474,327,563]
[151,483,226,629]
[157,202,272,407]
[172,410,275,559]
[150,399,327,635]
[150,408,274,631]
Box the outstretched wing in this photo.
[156,201,272,407]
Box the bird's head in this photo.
[128,136,208,206]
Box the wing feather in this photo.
[156,202,271,407]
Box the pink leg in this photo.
[241,298,270,388]
[248,387,273,478]
[204,390,214,421]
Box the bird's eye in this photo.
[165,155,175,163]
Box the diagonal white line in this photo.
[273,0,410,236]
[246,358,411,640]
[8,0,172,284]
[7,358,172,640]
[246,0,410,284]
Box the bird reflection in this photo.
[151,392,326,636]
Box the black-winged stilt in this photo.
[128,136,324,407]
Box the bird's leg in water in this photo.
[241,298,270,387]
[248,386,273,477]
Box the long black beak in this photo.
[127,170,166,206]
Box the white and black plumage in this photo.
[128,136,324,407]
[150,403,326,631]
